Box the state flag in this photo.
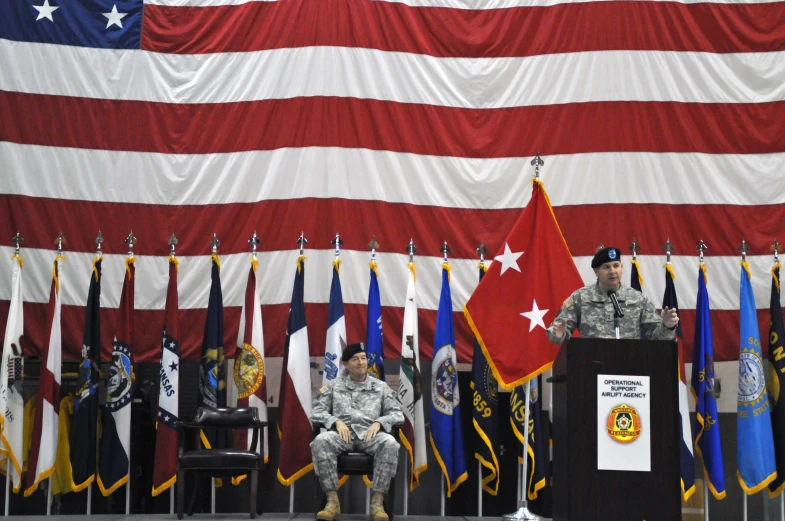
[277,255,313,485]
[152,255,180,496]
[768,262,785,497]
[26,253,64,496]
[69,257,102,492]
[366,262,384,381]
[398,262,427,491]
[430,264,467,497]
[0,252,25,493]
[98,257,135,496]
[324,260,346,385]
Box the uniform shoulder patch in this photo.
[562,297,574,309]
[319,385,329,394]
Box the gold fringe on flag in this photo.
[773,262,782,293]
[478,262,487,274]
[11,254,22,270]
[699,263,708,286]
[664,263,676,281]
[125,256,135,279]
[251,255,258,274]
[443,261,451,282]
[92,257,100,281]
[408,262,416,283]
[741,260,752,280]
[169,254,180,274]
[52,254,65,294]
[333,258,342,274]
[296,255,306,273]
[369,260,378,276]
[210,253,221,272]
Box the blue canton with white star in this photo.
[0,0,142,49]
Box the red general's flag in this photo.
[464,179,583,389]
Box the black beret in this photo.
[591,247,622,268]
[341,342,366,362]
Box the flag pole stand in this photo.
[477,460,483,517]
[403,453,409,516]
[503,380,539,521]
[5,460,10,516]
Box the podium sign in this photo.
[551,338,680,521]
[597,375,650,472]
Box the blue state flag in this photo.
[366,263,384,381]
[737,263,777,494]
[691,265,726,499]
[430,265,468,497]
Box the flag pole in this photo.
[477,460,482,516]
[5,459,10,515]
[47,476,52,515]
[501,155,544,521]
[403,452,409,516]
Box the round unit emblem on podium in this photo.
[606,404,642,444]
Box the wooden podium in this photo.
[551,338,681,521]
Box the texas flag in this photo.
[464,179,583,389]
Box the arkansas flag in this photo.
[152,256,180,496]
[0,253,25,493]
[464,179,583,389]
[25,253,64,496]
[277,255,313,485]
[234,257,268,464]
[98,257,135,496]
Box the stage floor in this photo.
[15,512,512,521]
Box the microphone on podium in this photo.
[608,290,624,318]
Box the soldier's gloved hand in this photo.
[662,306,679,329]
[335,420,351,443]
[364,422,381,442]
[551,319,567,339]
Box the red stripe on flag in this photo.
[0,301,753,366]
[142,0,785,56]
[3,92,784,157]
[3,195,785,258]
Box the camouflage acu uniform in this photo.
[310,374,403,493]
[547,283,676,342]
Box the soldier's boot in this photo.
[316,491,341,521]
[370,491,389,521]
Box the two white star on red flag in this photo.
[494,243,523,275]
[521,300,549,332]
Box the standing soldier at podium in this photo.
[547,247,679,342]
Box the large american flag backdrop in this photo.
[1,0,784,394]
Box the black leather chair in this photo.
[177,407,267,519]
[312,423,399,520]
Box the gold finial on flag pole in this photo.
[629,238,640,261]
[168,232,178,257]
[12,232,23,255]
[772,239,780,265]
[530,152,544,179]
[663,238,674,265]
[738,239,749,262]
[95,231,104,258]
[696,240,708,265]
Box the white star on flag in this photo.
[33,0,59,22]
[520,300,549,332]
[102,4,128,29]
[494,243,524,275]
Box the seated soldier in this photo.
[310,342,403,521]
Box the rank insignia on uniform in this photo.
[606,404,641,444]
